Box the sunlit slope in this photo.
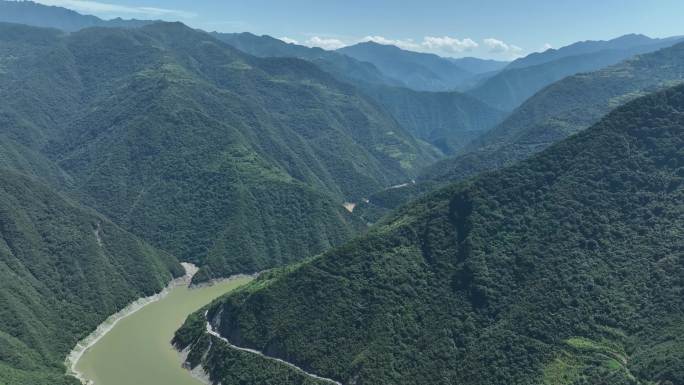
[0,22,437,279]
[0,169,182,385]
[179,84,684,385]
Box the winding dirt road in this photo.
[205,316,342,385]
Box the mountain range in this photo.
[467,34,684,111]
[177,83,684,385]
[0,2,683,385]
[350,40,684,223]
[0,0,155,31]
[338,41,507,91]
[213,32,400,87]
[215,32,506,155]
[424,40,684,183]
[0,20,441,282]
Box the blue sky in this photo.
[35,0,684,60]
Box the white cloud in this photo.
[483,38,508,52]
[34,0,195,19]
[422,36,478,53]
[542,43,553,51]
[483,38,523,58]
[279,33,522,59]
[361,35,421,51]
[304,36,346,50]
[360,35,481,56]
[279,37,299,45]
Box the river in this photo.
[73,275,253,385]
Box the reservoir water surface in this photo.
[75,276,253,385]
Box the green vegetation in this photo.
[360,85,505,154]
[2,6,684,385]
[177,85,684,384]
[338,41,477,91]
[215,32,505,155]
[0,168,182,385]
[352,181,438,224]
[423,40,684,184]
[0,0,154,32]
[0,19,439,384]
[468,34,683,111]
[178,324,328,385]
[543,335,637,385]
[214,32,401,88]
[0,21,439,281]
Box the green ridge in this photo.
[423,41,684,184]
[0,169,182,385]
[178,84,684,384]
[0,21,437,280]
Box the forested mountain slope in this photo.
[468,34,683,111]
[423,41,684,183]
[0,0,154,31]
[214,32,400,87]
[447,56,508,74]
[507,33,681,69]
[0,135,73,191]
[216,33,504,155]
[0,168,182,385]
[0,22,438,280]
[338,41,475,91]
[177,84,684,385]
[359,85,505,154]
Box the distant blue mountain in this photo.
[447,56,509,74]
[467,34,684,111]
[0,0,155,31]
[215,32,505,154]
[338,41,501,91]
[506,33,683,70]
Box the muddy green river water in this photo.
[75,277,253,385]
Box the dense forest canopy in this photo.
[0,21,441,280]
[177,84,684,385]
[0,3,683,385]
[214,32,507,155]
[0,169,182,385]
[422,41,684,185]
[467,34,684,111]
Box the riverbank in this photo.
[203,310,343,385]
[65,262,254,385]
[65,262,199,384]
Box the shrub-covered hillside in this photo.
[176,84,684,385]
[0,22,438,279]
[360,85,505,155]
[0,168,182,385]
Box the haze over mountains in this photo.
[425,40,684,183]
[215,32,507,155]
[337,41,506,92]
[0,0,155,31]
[467,34,684,111]
[358,39,684,220]
[0,2,682,385]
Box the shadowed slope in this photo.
[178,84,684,385]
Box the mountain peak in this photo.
[338,41,476,91]
[0,0,156,31]
[179,82,684,385]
